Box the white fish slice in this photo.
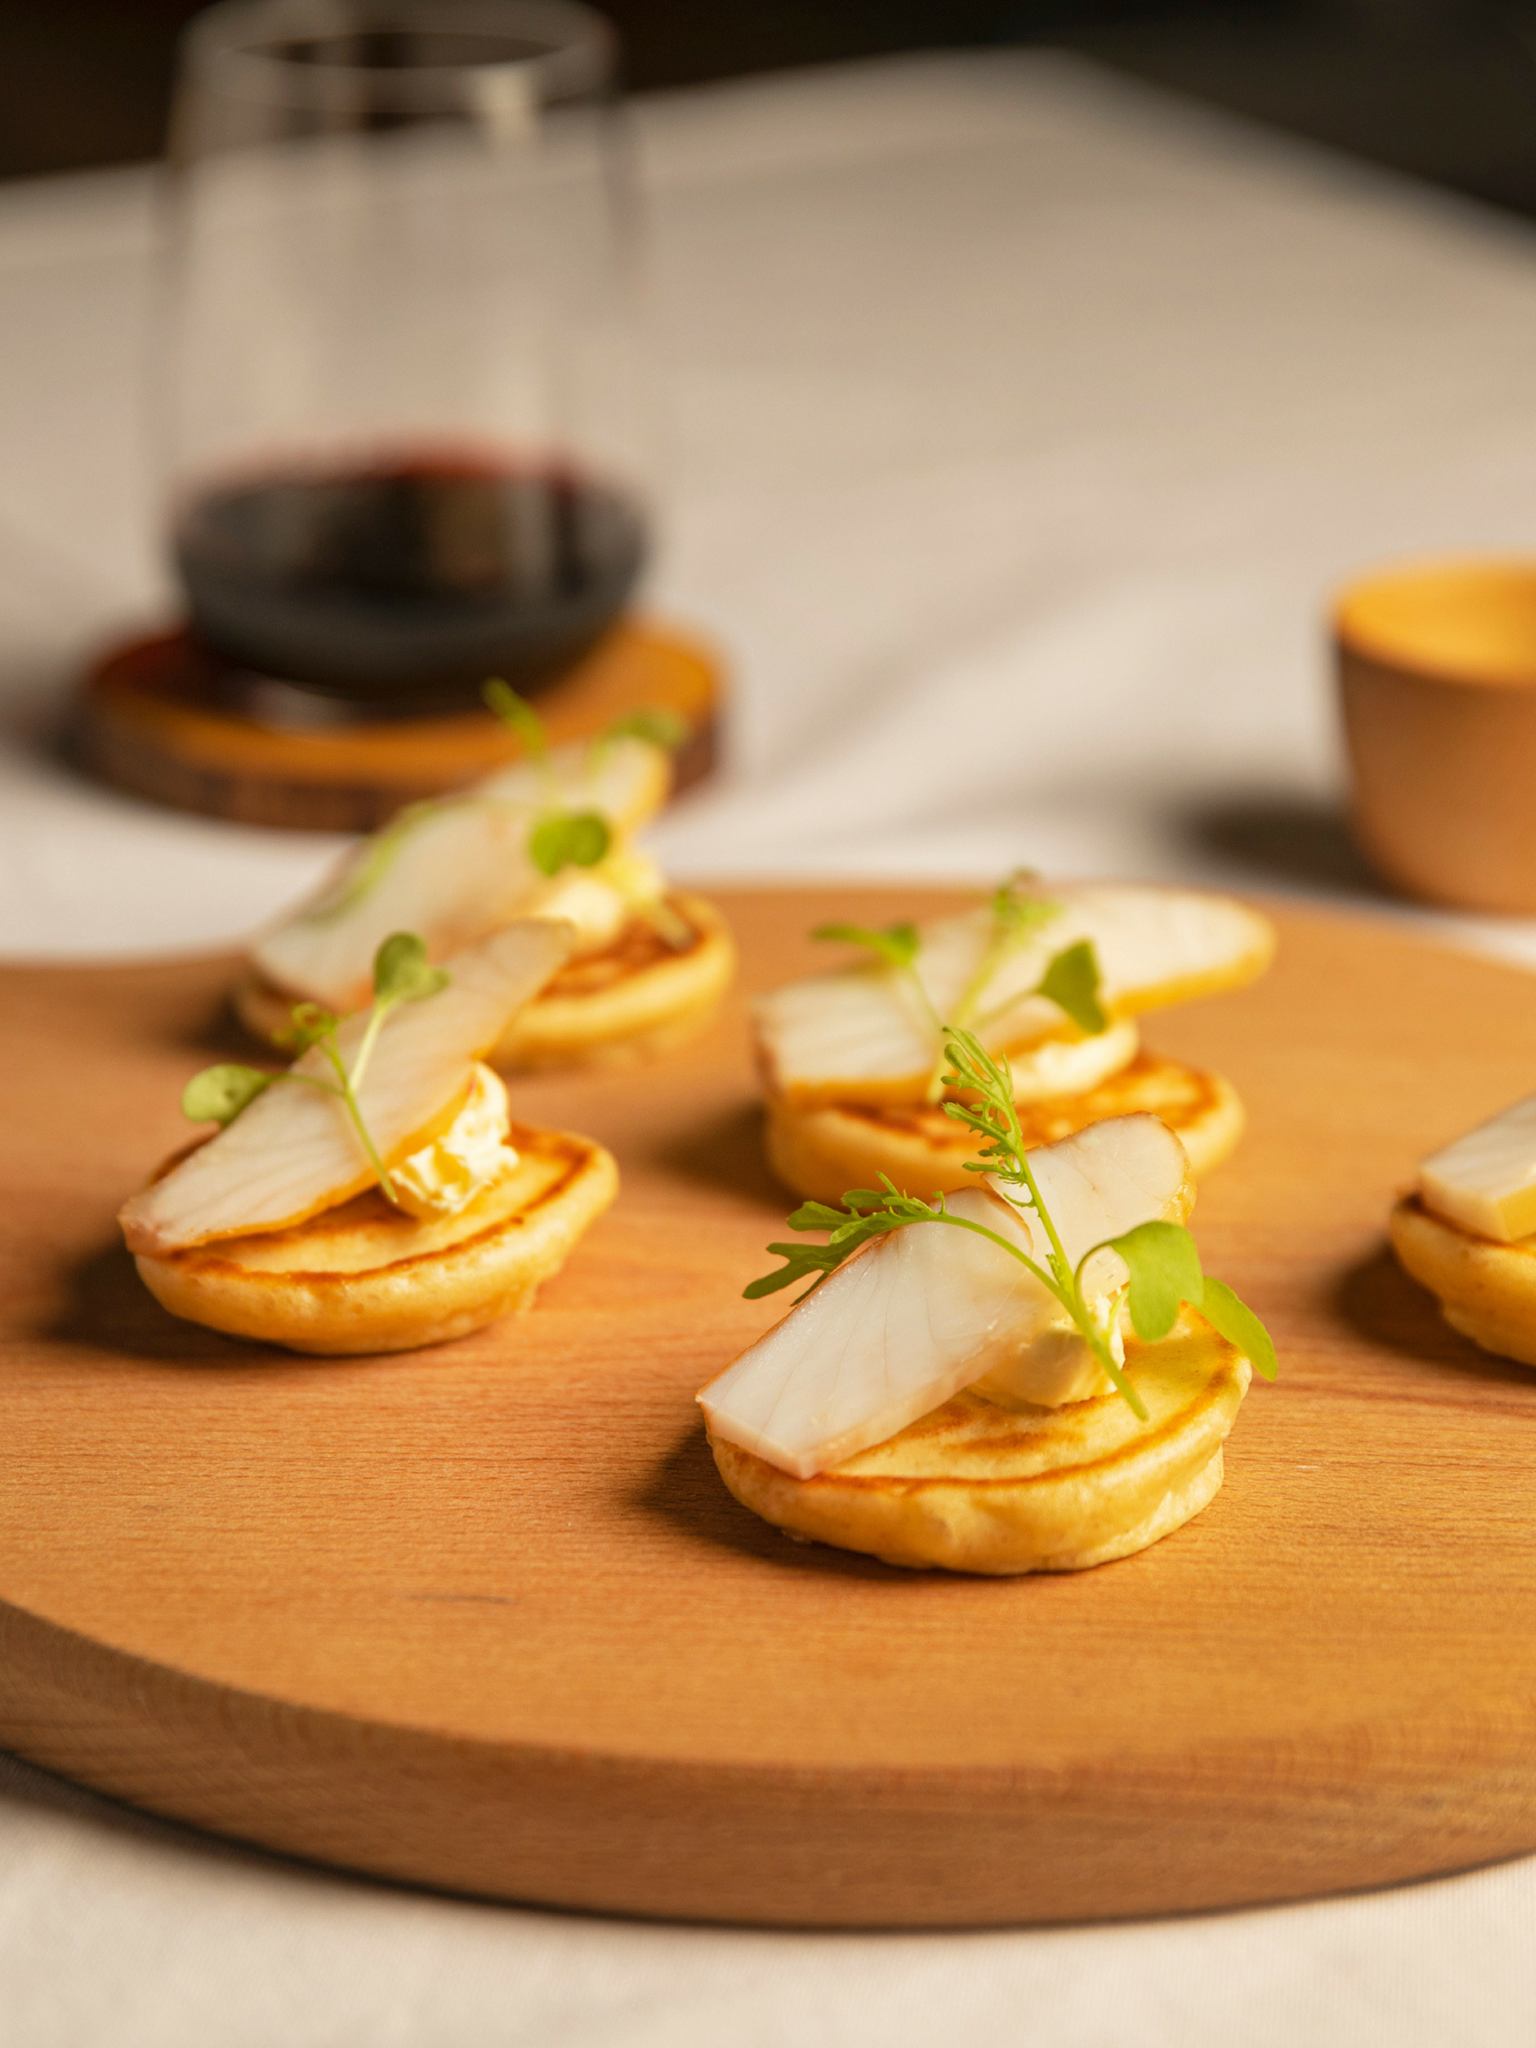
[755,884,1275,1107]
[1419,1091,1536,1243]
[122,921,571,1256]
[253,736,669,1011]
[700,1113,1191,1478]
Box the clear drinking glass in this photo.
[160,0,647,706]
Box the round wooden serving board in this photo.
[5,888,1536,1928]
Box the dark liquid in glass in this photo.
[174,451,647,705]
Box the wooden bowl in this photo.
[1337,560,1536,912]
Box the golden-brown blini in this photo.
[1389,1193,1536,1368]
[135,1121,617,1356]
[237,892,736,1074]
[763,1051,1245,1204]
[709,1320,1250,1574]
[123,922,618,1355]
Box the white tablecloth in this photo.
[6,50,1536,2044]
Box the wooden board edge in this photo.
[7,1596,1536,1928]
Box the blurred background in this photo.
[8,0,1536,220]
[13,0,1536,950]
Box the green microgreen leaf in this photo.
[482,677,548,760]
[1196,1276,1279,1382]
[292,690,678,933]
[746,1179,946,1300]
[602,705,691,751]
[343,932,454,1160]
[743,1242,845,1300]
[746,1021,1278,1422]
[1035,939,1108,1037]
[1101,1219,1204,1343]
[372,930,449,1007]
[181,1063,273,1127]
[811,920,920,971]
[528,808,613,877]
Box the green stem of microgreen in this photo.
[904,965,947,1083]
[898,964,950,1106]
[282,1066,385,1190]
[345,996,394,1099]
[947,925,1022,1037]
[876,1206,1147,1418]
[960,1065,1145,1415]
[482,678,564,807]
[968,983,1039,1038]
[921,885,1061,1102]
[311,1029,399,1205]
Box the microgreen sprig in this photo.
[745,1025,1277,1420]
[812,919,945,1041]
[183,932,449,1207]
[813,879,1110,1103]
[482,684,693,945]
[947,871,1059,1032]
[482,678,620,888]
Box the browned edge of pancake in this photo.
[234,892,736,1072]
[763,1052,1245,1203]
[706,1328,1251,1575]
[1390,1191,1536,1369]
[492,892,736,1070]
[133,1122,618,1356]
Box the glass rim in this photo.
[177,0,617,114]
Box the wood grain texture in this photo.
[74,617,722,830]
[4,889,1536,1926]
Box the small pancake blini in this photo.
[491,893,735,1070]
[136,1122,617,1356]
[237,893,736,1074]
[709,1321,1251,1574]
[1390,1193,1536,1368]
[764,1051,1245,1204]
[127,924,618,1356]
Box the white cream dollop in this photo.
[527,849,667,959]
[969,1302,1127,1410]
[393,1062,519,1219]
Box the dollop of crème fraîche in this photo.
[969,1296,1130,1411]
[393,1061,519,1219]
[528,848,667,957]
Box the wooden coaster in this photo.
[75,616,723,832]
[8,892,1536,1925]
